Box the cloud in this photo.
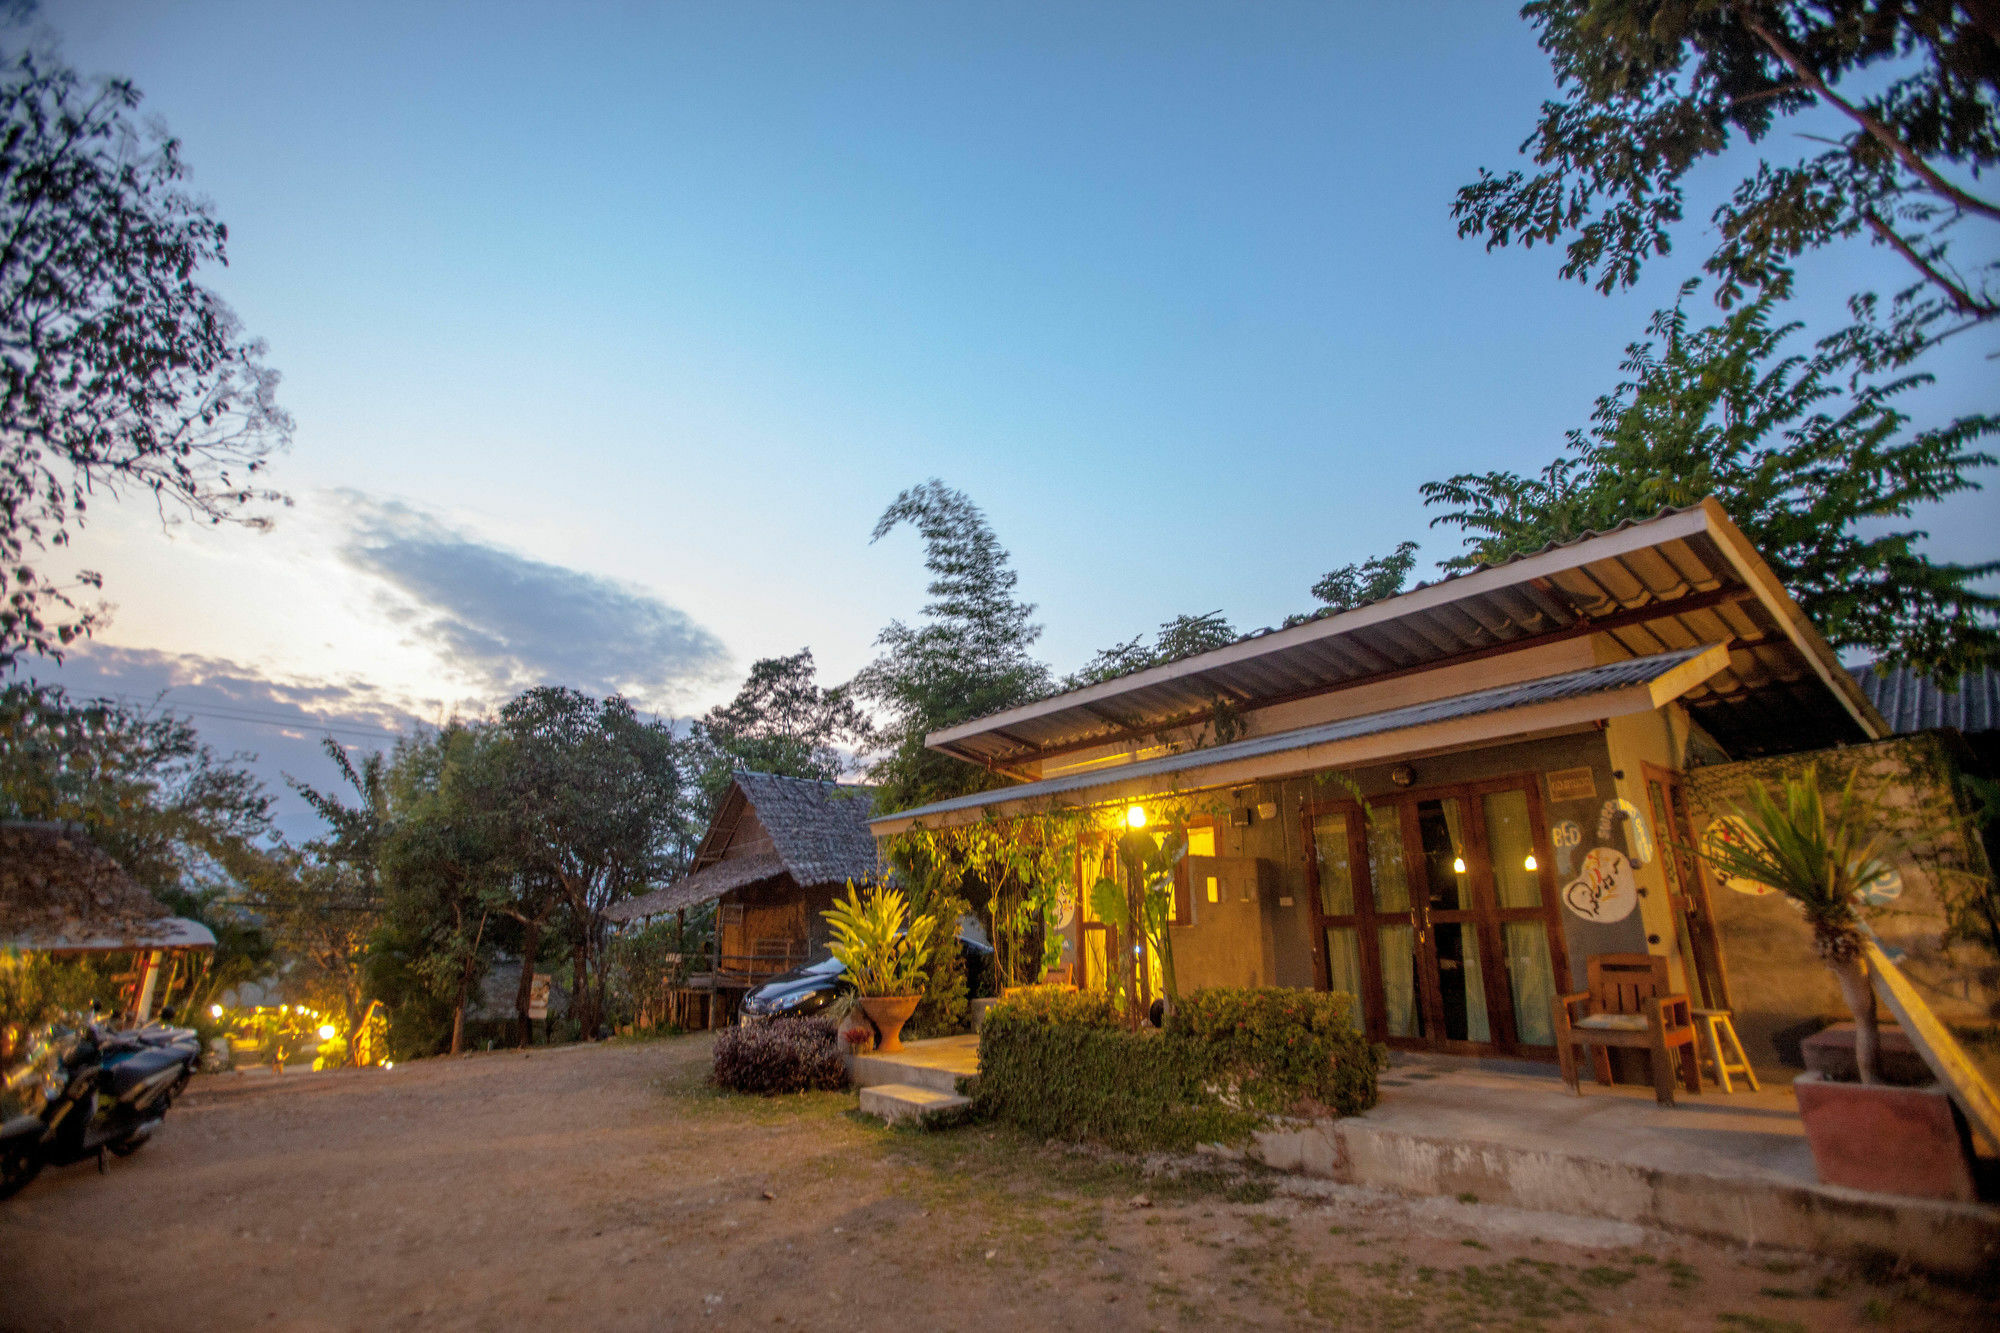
[18,644,430,843]
[333,493,730,708]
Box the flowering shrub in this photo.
[711,1016,848,1095]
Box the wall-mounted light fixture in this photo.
[1390,765,1416,788]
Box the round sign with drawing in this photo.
[1048,879,1076,931]
[1561,847,1638,923]
[1702,816,1776,896]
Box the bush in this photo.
[989,986,1122,1028]
[712,1016,848,1095]
[972,986,1381,1150]
[1169,987,1381,1117]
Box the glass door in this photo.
[1305,775,1568,1056]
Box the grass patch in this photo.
[1578,1265,1636,1288]
[1716,1315,1805,1333]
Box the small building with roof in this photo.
[868,499,1997,1076]
[607,772,880,1021]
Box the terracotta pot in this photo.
[1792,1071,1978,1201]
[859,995,921,1053]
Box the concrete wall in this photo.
[1686,733,2000,1077]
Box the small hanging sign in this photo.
[1545,767,1598,803]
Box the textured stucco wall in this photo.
[1687,733,2000,1077]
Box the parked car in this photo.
[738,928,993,1024]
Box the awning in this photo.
[872,644,1729,833]
[5,916,218,954]
[605,852,788,924]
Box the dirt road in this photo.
[1,1033,1988,1330]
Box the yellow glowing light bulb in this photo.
[1125,804,1148,829]
[279,1005,288,1014]
[317,1024,337,1041]
[210,1003,224,1019]
[1523,854,1538,872]
[1452,856,1467,875]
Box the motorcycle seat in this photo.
[105,1046,186,1096]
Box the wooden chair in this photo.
[1552,953,1701,1106]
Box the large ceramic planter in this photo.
[859,995,921,1053]
[1792,1071,1978,1202]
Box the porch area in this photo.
[849,1037,2000,1277]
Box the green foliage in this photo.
[1067,611,1237,689]
[712,1015,848,1095]
[1289,542,1420,626]
[0,948,117,1059]
[823,882,938,998]
[973,986,1382,1150]
[982,985,1121,1028]
[0,681,279,1010]
[1420,288,1997,677]
[973,1005,1257,1151]
[856,480,1052,811]
[496,686,688,1037]
[1168,988,1381,1118]
[0,49,291,666]
[1699,763,1891,961]
[1455,2,1998,339]
[685,648,871,820]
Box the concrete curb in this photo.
[1248,1117,2000,1278]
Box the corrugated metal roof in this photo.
[875,646,1716,830]
[1849,662,2000,735]
[922,501,1876,770]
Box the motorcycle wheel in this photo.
[0,1140,42,1200]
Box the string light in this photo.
[317,1024,337,1041]
[210,1003,224,1019]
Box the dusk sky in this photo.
[21,1,1997,836]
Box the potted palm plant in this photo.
[823,883,937,1054]
[1701,765,1978,1200]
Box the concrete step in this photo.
[857,1082,971,1127]
[847,1053,972,1096]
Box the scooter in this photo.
[1,1006,201,1200]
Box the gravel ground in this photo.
[1,1032,1991,1331]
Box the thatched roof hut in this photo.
[0,822,214,952]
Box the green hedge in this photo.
[972,986,1382,1151]
[1168,987,1380,1117]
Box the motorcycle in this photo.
[1,1006,201,1200]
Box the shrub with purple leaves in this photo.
[711,1016,849,1095]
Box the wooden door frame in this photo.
[1642,761,1733,1010]
[1302,770,1568,1059]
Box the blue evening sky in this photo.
[24,2,1996,834]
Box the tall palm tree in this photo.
[1701,766,1892,1083]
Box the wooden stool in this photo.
[1692,1008,1759,1093]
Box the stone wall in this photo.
[1685,733,2000,1077]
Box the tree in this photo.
[379,723,504,1056]
[1455,2,1999,356]
[686,648,871,817]
[277,740,390,1064]
[1421,287,1998,677]
[0,681,277,1005]
[1066,611,1237,689]
[0,49,290,666]
[497,687,685,1038]
[856,480,1052,811]
[1286,543,1421,626]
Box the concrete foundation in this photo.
[1248,1054,2000,1278]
